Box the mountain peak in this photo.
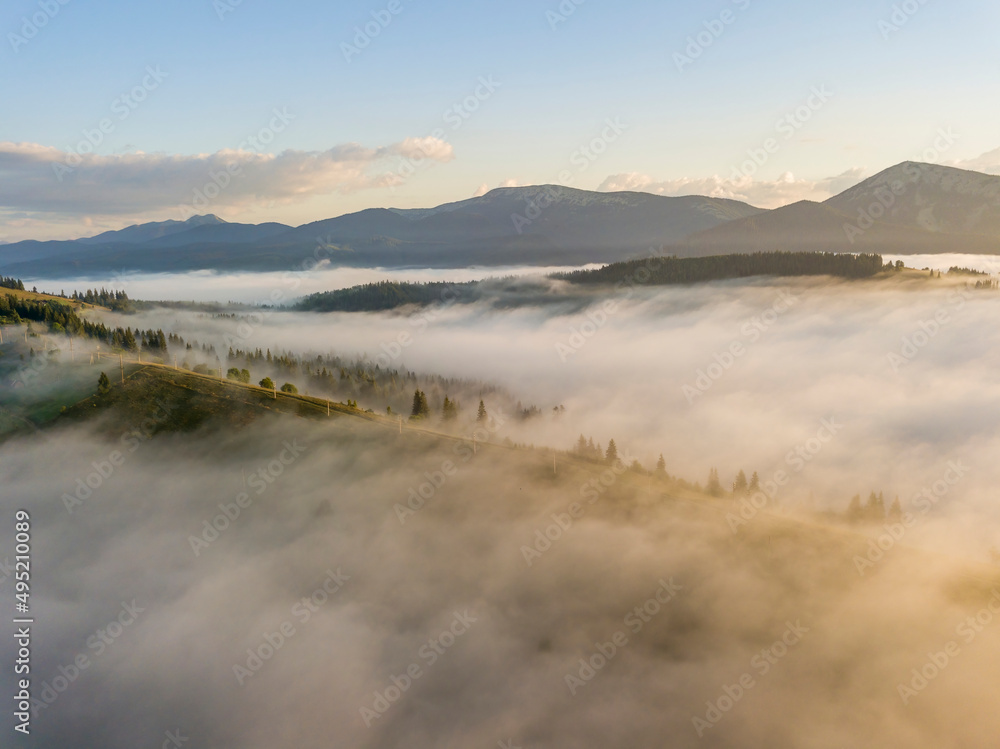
[184,214,227,226]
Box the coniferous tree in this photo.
[706,468,722,497]
[97,371,110,395]
[656,454,666,474]
[410,389,430,419]
[865,491,885,522]
[847,494,863,524]
[748,471,760,493]
[476,399,487,423]
[605,439,619,465]
[442,396,458,421]
[887,496,903,523]
[733,470,748,495]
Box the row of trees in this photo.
[295,280,480,313]
[0,277,24,291]
[556,251,887,286]
[704,468,761,498]
[0,293,169,353]
[70,288,132,311]
[409,390,487,423]
[846,491,902,524]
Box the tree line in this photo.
[294,281,480,312]
[0,294,168,354]
[554,251,887,286]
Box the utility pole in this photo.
[174,355,178,370]
[69,338,74,363]
[119,354,124,384]
[327,399,330,416]
[398,416,402,434]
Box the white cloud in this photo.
[949,147,1000,175]
[0,138,456,218]
[597,168,867,208]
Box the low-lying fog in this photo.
[23,264,604,304]
[83,269,1000,560]
[4,262,1000,747]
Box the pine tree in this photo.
[865,491,885,522]
[97,371,111,395]
[733,470,748,495]
[656,454,666,474]
[605,439,619,465]
[706,468,722,497]
[411,389,430,419]
[476,399,487,423]
[887,496,903,523]
[748,471,760,493]
[442,396,458,421]
[847,494,863,524]
[576,435,588,455]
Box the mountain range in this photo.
[2,162,999,277]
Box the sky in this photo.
[2,0,999,241]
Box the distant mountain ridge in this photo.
[3,162,1000,276]
[0,186,762,275]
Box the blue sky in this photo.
[2,0,998,240]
